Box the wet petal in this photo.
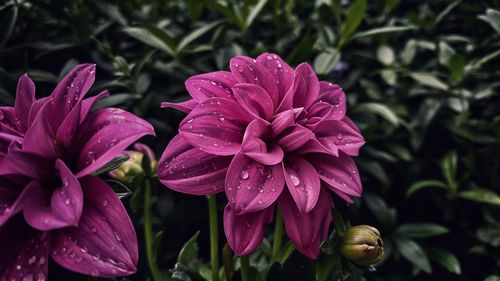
[75,108,155,177]
[309,153,362,198]
[179,98,251,155]
[233,83,274,120]
[256,53,294,100]
[0,148,54,180]
[161,99,199,113]
[158,134,232,195]
[185,71,237,101]
[279,188,333,259]
[242,119,283,165]
[14,74,36,132]
[50,176,138,277]
[24,160,83,230]
[297,138,339,157]
[292,63,319,109]
[0,218,50,281]
[310,81,346,120]
[80,90,110,122]
[0,180,32,227]
[276,125,315,152]
[223,204,274,256]
[22,105,58,159]
[271,109,296,137]
[283,157,321,214]
[0,107,18,135]
[56,102,82,149]
[230,56,279,108]
[225,153,284,214]
[313,120,365,156]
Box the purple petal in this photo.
[276,125,315,152]
[309,81,346,121]
[27,97,50,128]
[80,90,110,122]
[185,71,237,101]
[14,74,36,132]
[24,160,83,230]
[55,102,82,149]
[279,188,333,259]
[233,83,274,120]
[225,153,284,214]
[309,153,362,198]
[230,56,279,108]
[271,109,296,137]
[22,105,58,159]
[242,119,283,165]
[0,179,33,227]
[0,218,50,280]
[256,53,294,100]
[161,99,199,113]
[134,143,156,163]
[341,116,361,133]
[297,138,339,157]
[179,98,251,156]
[283,157,321,214]
[223,204,274,256]
[158,135,232,195]
[50,176,138,277]
[74,108,155,177]
[292,63,320,109]
[0,148,54,180]
[313,120,365,156]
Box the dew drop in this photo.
[290,175,300,186]
[218,114,225,122]
[90,269,99,277]
[80,247,88,253]
[187,118,194,123]
[114,231,122,242]
[240,170,249,180]
[336,134,343,140]
[28,256,36,265]
[102,200,108,207]
[266,55,273,61]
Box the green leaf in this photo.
[177,21,222,52]
[432,0,462,28]
[485,276,500,281]
[364,192,396,227]
[0,3,17,48]
[448,54,465,82]
[426,248,461,274]
[478,9,500,34]
[377,45,395,65]
[244,0,268,30]
[400,39,417,64]
[339,0,366,47]
[94,94,140,109]
[350,26,417,40]
[123,26,176,56]
[357,102,399,126]
[380,69,397,86]
[477,226,500,247]
[178,231,201,265]
[438,41,455,67]
[406,180,449,197]
[396,223,449,238]
[394,238,432,273]
[459,188,500,206]
[440,151,458,191]
[91,155,130,176]
[313,48,341,75]
[410,73,449,91]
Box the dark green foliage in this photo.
[1,0,499,280]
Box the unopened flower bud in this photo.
[340,225,384,266]
[110,144,157,184]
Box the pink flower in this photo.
[158,54,365,259]
[0,64,155,279]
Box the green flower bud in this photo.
[340,225,384,266]
[110,151,155,184]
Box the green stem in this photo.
[271,209,284,261]
[240,255,251,281]
[207,195,220,281]
[144,180,162,281]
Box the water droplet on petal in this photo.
[240,170,249,180]
[187,118,194,123]
[102,200,108,207]
[218,114,225,122]
[290,175,300,186]
[28,256,36,265]
[336,134,343,139]
[114,231,122,242]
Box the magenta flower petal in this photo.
[230,56,279,107]
[161,99,199,113]
[283,157,321,214]
[185,71,237,101]
[223,203,274,256]
[0,181,32,227]
[0,107,17,134]
[158,135,232,195]
[271,109,296,137]
[225,153,284,214]
[242,119,284,165]
[310,153,362,198]
[14,74,36,132]
[0,218,50,280]
[22,105,58,159]
[80,90,110,122]
[24,160,83,230]
[313,119,365,156]
[256,53,294,100]
[276,125,314,152]
[50,176,138,277]
[75,108,155,177]
[233,83,274,120]
[279,188,333,259]
[0,149,53,180]
[297,138,339,157]
[341,116,362,133]
[55,102,82,148]
[292,63,320,109]
[179,98,251,156]
[309,81,346,121]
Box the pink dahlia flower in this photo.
[158,54,364,259]
[0,64,154,279]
